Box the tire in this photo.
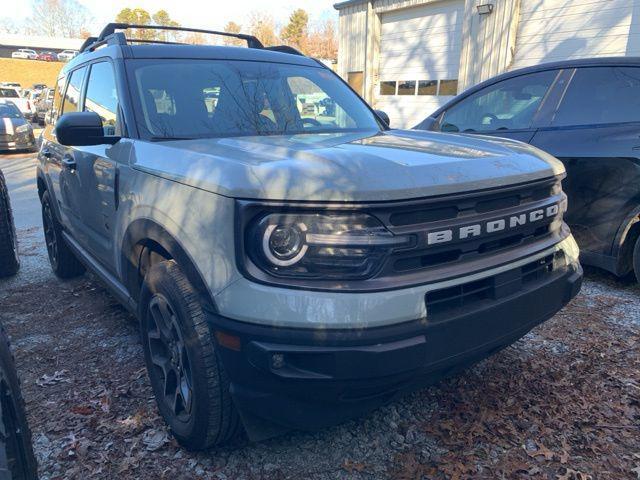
[0,171,20,278]
[634,235,640,283]
[139,260,241,450]
[0,324,38,480]
[41,191,85,279]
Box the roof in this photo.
[67,43,319,69]
[334,0,368,10]
[0,33,83,50]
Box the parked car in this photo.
[0,87,33,121]
[0,170,20,277]
[32,83,47,91]
[0,82,21,89]
[56,50,78,62]
[11,49,37,60]
[38,22,582,450]
[37,51,57,62]
[416,57,640,282]
[34,88,53,125]
[0,102,36,152]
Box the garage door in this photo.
[375,0,464,128]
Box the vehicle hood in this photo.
[0,116,28,134]
[129,129,565,202]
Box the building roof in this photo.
[334,0,369,10]
[0,34,83,50]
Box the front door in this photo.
[70,61,123,270]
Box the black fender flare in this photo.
[120,218,217,314]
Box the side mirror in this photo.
[374,109,390,127]
[55,111,120,146]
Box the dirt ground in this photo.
[0,219,637,480]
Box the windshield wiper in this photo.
[149,136,194,142]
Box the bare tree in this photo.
[223,21,245,46]
[0,18,21,34]
[306,19,338,60]
[248,11,279,47]
[26,0,92,37]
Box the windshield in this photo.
[0,88,19,98]
[126,59,381,139]
[0,103,22,118]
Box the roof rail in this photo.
[79,36,98,52]
[83,22,263,51]
[264,45,304,56]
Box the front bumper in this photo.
[208,240,582,439]
[0,133,36,152]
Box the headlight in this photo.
[246,212,411,280]
[15,124,31,134]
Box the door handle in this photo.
[41,148,51,158]
[62,155,76,171]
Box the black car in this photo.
[415,57,640,281]
[0,102,36,152]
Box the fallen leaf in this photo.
[142,428,169,452]
[36,370,70,387]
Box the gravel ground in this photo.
[0,152,639,479]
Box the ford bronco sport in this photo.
[37,23,582,450]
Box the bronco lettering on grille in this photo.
[426,204,560,246]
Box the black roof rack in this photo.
[264,45,304,56]
[79,22,264,52]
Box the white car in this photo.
[57,50,78,62]
[11,49,37,60]
[0,87,33,120]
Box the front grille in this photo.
[425,252,565,321]
[371,177,566,282]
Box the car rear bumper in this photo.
[207,256,582,439]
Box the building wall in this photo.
[512,0,640,69]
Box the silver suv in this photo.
[37,23,582,450]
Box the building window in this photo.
[347,71,364,96]
[379,81,396,95]
[417,80,438,95]
[439,79,458,96]
[397,80,416,95]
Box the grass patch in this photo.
[0,58,63,89]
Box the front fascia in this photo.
[214,234,580,328]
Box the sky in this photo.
[7,0,339,35]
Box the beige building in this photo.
[335,0,640,127]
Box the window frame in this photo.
[436,69,562,134]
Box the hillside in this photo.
[0,58,63,89]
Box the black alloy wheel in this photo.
[146,294,194,422]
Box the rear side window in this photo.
[84,62,119,136]
[61,67,86,114]
[440,70,557,133]
[0,88,19,98]
[553,67,640,126]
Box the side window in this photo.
[61,67,86,114]
[553,67,640,126]
[287,76,356,129]
[440,70,558,133]
[49,74,67,124]
[84,62,119,136]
